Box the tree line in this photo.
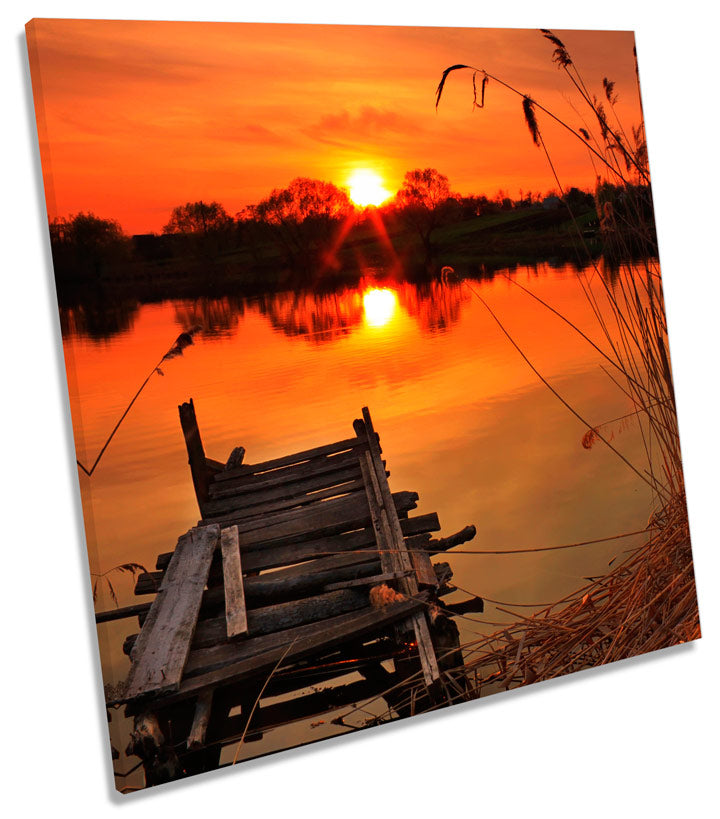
[48,167,623,279]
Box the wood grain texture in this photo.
[125,525,219,701]
[220,526,248,639]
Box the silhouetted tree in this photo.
[49,212,130,278]
[163,200,235,258]
[396,168,455,259]
[252,178,353,266]
[163,201,233,235]
[561,187,595,213]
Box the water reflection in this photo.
[66,260,655,783]
[363,288,397,328]
[396,280,471,334]
[173,296,246,339]
[255,289,364,344]
[59,298,140,340]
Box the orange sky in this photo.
[27,20,641,235]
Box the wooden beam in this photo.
[179,399,211,511]
[95,600,152,624]
[187,691,213,750]
[220,526,248,639]
[357,408,441,690]
[124,525,219,702]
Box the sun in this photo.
[347,169,392,208]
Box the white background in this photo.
[2,2,717,816]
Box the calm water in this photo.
[63,261,654,773]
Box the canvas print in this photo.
[26,19,700,792]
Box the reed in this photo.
[428,30,697,697]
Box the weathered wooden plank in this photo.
[125,525,220,702]
[358,408,441,689]
[180,608,394,680]
[126,586,374,657]
[204,490,419,546]
[179,400,211,511]
[187,691,213,750]
[220,526,248,639]
[206,465,363,510]
[209,452,367,499]
[203,476,364,520]
[204,486,370,529]
[125,596,426,711]
[357,447,396,576]
[212,436,365,481]
[151,515,438,579]
[195,589,370,647]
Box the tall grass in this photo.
[369,30,700,710]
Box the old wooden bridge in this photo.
[104,401,480,786]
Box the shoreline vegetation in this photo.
[50,178,652,303]
[411,31,700,701]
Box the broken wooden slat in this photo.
[179,400,211,511]
[410,549,439,588]
[124,525,220,702]
[212,437,365,482]
[426,524,477,553]
[187,690,213,750]
[220,526,248,639]
[224,446,245,471]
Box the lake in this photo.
[62,259,654,772]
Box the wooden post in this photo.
[179,399,210,512]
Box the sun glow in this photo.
[363,288,397,328]
[347,169,392,208]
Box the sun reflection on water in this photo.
[362,287,397,328]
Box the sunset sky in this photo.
[27,20,641,235]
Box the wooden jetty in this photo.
[105,401,480,786]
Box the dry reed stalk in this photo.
[334,30,699,731]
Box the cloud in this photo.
[303,106,423,149]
